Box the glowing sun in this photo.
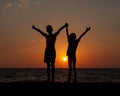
[62,56,68,62]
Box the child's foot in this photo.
[46,79,50,82]
[51,80,55,83]
[65,80,70,83]
[73,79,77,83]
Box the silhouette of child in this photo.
[65,23,91,82]
[32,23,67,82]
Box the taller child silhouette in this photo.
[66,23,91,82]
[32,23,67,82]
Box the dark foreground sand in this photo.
[0,82,120,95]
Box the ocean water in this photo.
[0,68,120,83]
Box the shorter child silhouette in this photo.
[65,23,91,82]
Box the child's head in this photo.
[46,25,53,34]
[69,33,76,41]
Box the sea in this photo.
[0,68,120,83]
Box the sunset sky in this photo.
[0,0,120,68]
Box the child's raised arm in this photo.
[77,26,91,41]
[32,25,47,37]
[65,23,69,39]
[54,23,68,36]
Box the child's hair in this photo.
[69,33,76,41]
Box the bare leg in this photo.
[47,62,50,82]
[51,62,55,82]
[68,57,72,82]
[73,57,76,82]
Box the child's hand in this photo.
[86,27,91,32]
[65,23,68,27]
[32,25,35,29]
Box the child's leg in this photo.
[51,61,55,82]
[47,62,50,81]
[68,57,72,82]
[73,58,76,82]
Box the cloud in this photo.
[18,0,29,8]
[5,3,13,9]
[3,0,39,9]
[19,0,29,4]
[35,2,40,5]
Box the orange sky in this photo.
[0,0,120,68]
